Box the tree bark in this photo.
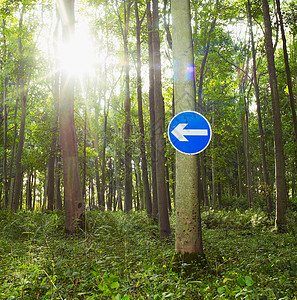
[12,6,27,211]
[152,0,171,239]
[172,0,203,254]
[135,1,152,217]
[147,0,158,220]
[119,0,133,213]
[247,0,272,216]
[261,0,287,231]
[48,15,60,211]
[58,0,84,233]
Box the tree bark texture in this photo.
[247,0,272,216]
[58,0,84,233]
[152,0,171,239]
[12,7,26,211]
[146,0,158,220]
[135,1,152,217]
[172,0,203,255]
[261,0,287,231]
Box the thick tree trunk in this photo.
[172,0,203,255]
[152,0,171,239]
[261,0,287,231]
[58,0,84,233]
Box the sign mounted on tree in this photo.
[168,111,212,155]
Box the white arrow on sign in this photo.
[171,123,208,142]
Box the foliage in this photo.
[0,210,297,299]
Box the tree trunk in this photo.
[152,0,171,239]
[101,108,108,210]
[55,145,63,210]
[135,1,152,217]
[82,107,87,203]
[2,20,9,208]
[147,0,158,220]
[247,0,272,216]
[275,0,297,144]
[58,0,84,233]
[121,0,133,213]
[48,15,60,211]
[172,0,203,255]
[196,18,216,209]
[261,0,287,231]
[12,7,27,211]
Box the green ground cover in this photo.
[0,209,296,299]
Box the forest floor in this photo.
[0,209,297,299]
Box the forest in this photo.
[0,0,297,298]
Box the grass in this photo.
[0,209,296,299]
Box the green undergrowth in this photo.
[0,209,296,299]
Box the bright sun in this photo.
[58,27,96,77]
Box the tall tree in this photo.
[172,0,203,255]
[58,0,85,233]
[1,19,9,208]
[48,9,60,211]
[247,0,272,216]
[152,0,171,238]
[146,0,158,219]
[261,0,287,231]
[12,5,27,211]
[115,0,133,212]
[135,0,152,217]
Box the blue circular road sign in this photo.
[168,111,212,155]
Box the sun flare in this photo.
[58,29,96,77]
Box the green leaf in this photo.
[110,281,120,289]
[237,276,246,286]
[245,275,255,286]
[217,286,225,294]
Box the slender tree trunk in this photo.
[247,0,272,216]
[48,16,60,211]
[275,0,297,143]
[135,1,152,217]
[12,7,27,211]
[261,0,287,231]
[32,170,36,210]
[240,81,253,208]
[100,108,108,210]
[2,78,9,209]
[8,92,19,208]
[237,147,243,196]
[55,143,62,210]
[94,106,102,208]
[147,0,158,220]
[58,0,84,233]
[152,0,171,239]
[120,0,133,212]
[163,0,172,50]
[26,171,33,211]
[2,20,9,208]
[82,107,87,203]
[196,18,216,209]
